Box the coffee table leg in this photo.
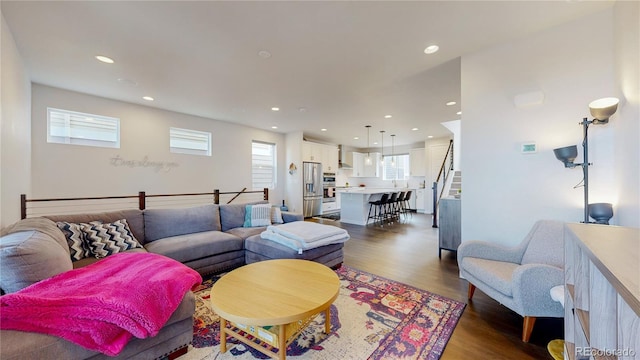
[324,307,331,334]
[220,318,227,353]
[279,325,286,360]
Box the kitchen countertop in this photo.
[336,187,419,194]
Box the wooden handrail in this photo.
[20,188,269,219]
[432,140,455,228]
[435,140,454,183]
[226,188,247,204]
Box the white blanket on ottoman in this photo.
[260,222,349,254]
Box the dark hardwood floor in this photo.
[311,213,562,360]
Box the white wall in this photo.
[285,131,304,213]
[461,9,620,245]
[612,1,640,228]
[1,13,31,228]
[30,85,285,205]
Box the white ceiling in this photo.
[2,1,614,148]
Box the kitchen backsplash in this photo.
[336,171,426,189]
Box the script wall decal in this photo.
[109,155,180,173]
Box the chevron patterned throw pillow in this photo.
[57,221,101,261]
[81,219,143,258]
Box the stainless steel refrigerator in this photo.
[303,162,323,217]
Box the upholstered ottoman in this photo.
[244,234,344,269]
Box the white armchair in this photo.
[457,220,565,342]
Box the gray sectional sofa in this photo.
[0,201,345,360]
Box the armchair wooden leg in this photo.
[522,316,536,342]
[467,283,476,300]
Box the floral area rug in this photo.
[187,265,465,360]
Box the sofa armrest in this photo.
[512,263,564,316]
[282,211,303,223]
[457,240,525,264]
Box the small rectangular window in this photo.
[170,127,211,156]
[252,141,276,190]
[383,154,410,181]
[47,108,120,148]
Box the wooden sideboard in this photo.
[564,223,639,360]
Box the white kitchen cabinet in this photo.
[335,192,341,210]
[321,201,338,214]
[303,141,339,172]
[409,148,426,176]
[407,189,417,210]
[351,152,380,177]
[302,141,322,162]
[415,189,425,212]
[322,144,339,172]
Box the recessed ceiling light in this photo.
[446,101,456,106]
[95,55,114,64]
[143,96,154,101]
[321,128,327,132]
[457,111,462,115]
[384,115,392,118]
[298,107,307,113]
[428,135,434,138]
[424,45,439,54]
[411,128,419,131]
[271,126,278,129]
[258,50,272,58]
[271,107,280,111]
[353,137,359,140]
[373,142,378,145]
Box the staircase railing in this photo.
[432,139,454,228]
[20,188,268,219]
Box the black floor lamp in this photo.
[553,97,619,224]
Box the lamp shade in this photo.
[588,203,613,225]
[553,145,578,167]
[589,97,619,123]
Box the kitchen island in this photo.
[338,188,410,225]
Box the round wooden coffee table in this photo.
[210,259,340,360]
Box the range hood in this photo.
[338,145,352,169]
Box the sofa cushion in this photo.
[81,219,143,258]
[245,234,345,261]
[520,220,564,268]
[0,291,194,360]
[225,226,266,240]
[45,210,145,245]
[0,230,73,293]
[461,257,519,297]
[219,201,267,231]
[144,204,221,242]
[143,230,242,263]
[243,204,272,227]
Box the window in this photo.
[383,153,410,181]
[47,108,120,148]
[170,127,211,156]
[252,141,276,190]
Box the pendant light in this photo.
[365,125,372,165]
[379,130,385,165]
[391,134,396,168]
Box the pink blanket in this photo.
[0,252,202,356]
